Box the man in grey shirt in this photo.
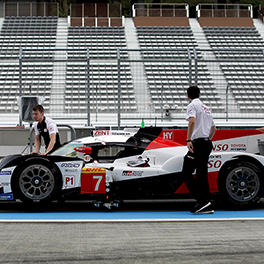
[182,86,216,214]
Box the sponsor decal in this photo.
[0,170,12,175]
[82,168,106,174]
[0,194,14,200]
[213,143,247,151]
[65,169,78,173]
[213,143,247,152]
[93,130,110,136]
[93,130,132,137]
[213,144,229,152]
[61,163,80,168]
[208,160,222,169]
[209,154,222,159]
[122,170,143,177]
[163,131,174,140]
[230,144,247,152]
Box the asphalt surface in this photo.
[0,199,264,263]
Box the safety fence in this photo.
[132,3,189,18]
[70,3,123,27]
[196,4,253,18]
[0,1,58,17]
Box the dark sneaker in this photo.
[190,201,214,214]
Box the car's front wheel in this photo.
[12,159,62,204]
[219,160,263,207]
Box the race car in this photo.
[0,127,264,208]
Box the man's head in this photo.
[32,105,45,122]
[187,86,200,101]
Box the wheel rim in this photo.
[226,166,260,202]
[19,164,55,200]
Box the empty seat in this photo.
[136,26,224,113]
[203,26,264,112]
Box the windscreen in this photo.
[51,142,84,157]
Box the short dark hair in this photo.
[32,105,44,113]
[187,86,200,100]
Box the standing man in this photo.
[32,105,61,155]
[182,86,216,214]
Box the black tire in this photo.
[11,158,62,204]
[218,160,263,208]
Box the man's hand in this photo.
[41,152,47,156]
[187,141,194,153]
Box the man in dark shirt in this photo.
[32,105,61,155]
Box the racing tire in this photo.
[218,160,263,208]
[12,158,62,205]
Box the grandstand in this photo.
[0,16,57,113]
[136,25,223,113]
[66,26,137,113]
[0,2,263,126]
[202,26,264,112]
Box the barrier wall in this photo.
[198,17,254,27]
[133,17,189,27]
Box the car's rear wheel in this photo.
[12,159,62,204]
[219,160,263,207]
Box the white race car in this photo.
[0,127,264,208]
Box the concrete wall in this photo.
[198,17,254,27]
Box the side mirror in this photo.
[74,146,92,155]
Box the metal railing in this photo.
[0,1,59,17]
[69,3,124,27]
[196,4,253,18]
[132,3,189,18]
[259,5,264,23]
[70,3,122,18]
[1,48,264,127]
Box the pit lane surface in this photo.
[1,200,264,263]
[1,199,264,222]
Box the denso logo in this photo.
[61,163,80,168]
[208,160,222,168]
[213,144,229,152]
